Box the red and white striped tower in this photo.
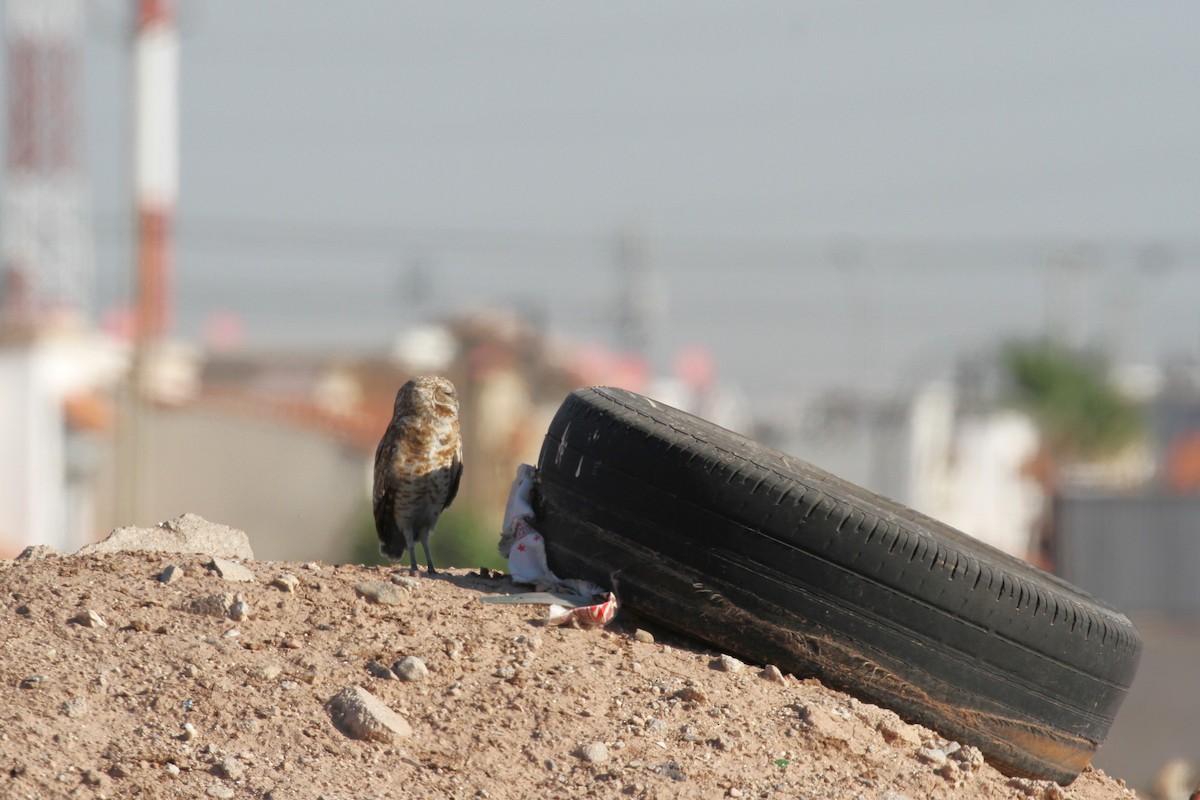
[133,0,178,343]
[2,0,91,319]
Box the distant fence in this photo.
[1056,493,1200,617]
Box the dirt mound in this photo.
[0,550,1137,799]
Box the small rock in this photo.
[326,686,413,741]
[365,660,395,680]
[158,565,183,584]
[80,513,254,560]
[271,574,299,592]
[209,557,255,582]
[633,629,655,644]
[253,664,283,682]
[81,769,106,787]
[952,744,985,773]
[206,785,235,798]
[760,664,786,684]
[936,760,961,783]
[229,595,250,621]
[109,763,132,779]
[876,716,922,748]
[182,722,198,741]
[165,763,180,776]
[212,758,244,781]
[71,609,108,628]
[672,686,708,704]
[392,656,428,682]
[880,792,912,800]
[580,742,609,764]
[652,762,685,781]
[714,654,744,673]
[390,574,420,590]
[183,593,234,618]
[16,544,61,560]
[680,725,701,742]
[917,747,949,768]
[60,696,88,718]
[15,604,31,616]
[354,581,406,606]
[19,675,46,690]
[494,666,516,680]
[709,733,735,751]
[645,718,667,734]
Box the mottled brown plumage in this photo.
[372,376,463,575]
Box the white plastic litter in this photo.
[499,464,562,587]
[495,464,615,624]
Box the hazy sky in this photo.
[65,2,1200,409]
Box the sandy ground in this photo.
[0,550,1142,800]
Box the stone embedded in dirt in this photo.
[673,686,708,704]
[633,629,655,644]
[78,513,254,560]
[393,656,429,682]
[183,593,235,618]
[953,744,985,772]
[761,664,786,684]
[579,742,609,764]
[271,574,299,592]
[875,714,922,748]
[60,696,88,718]
[19,675,46,690]
[715,654,744,673]
[15,544,61,561]
[206,784,235,798]
[158,565,183,584]
[354,581,406,606]
[326,685,413,742]
[390,574,420,590]
[652,762,686,782]
[212,757,245,781]
[209,558,256,583]
[365,660,395,680]
[917,747,949,768]
[71,609,108,628]
[229,595,250,621]
[253,664,283,682]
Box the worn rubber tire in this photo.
[534,386,1141,785]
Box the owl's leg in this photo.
[419,531,437,575]
[404,526,419,576]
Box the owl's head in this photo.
[393,375,459,419]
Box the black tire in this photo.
[534,386,1141,785]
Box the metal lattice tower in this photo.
[2,0,91,317]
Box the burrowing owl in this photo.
[373,376,463,575]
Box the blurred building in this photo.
[0,311,125,554]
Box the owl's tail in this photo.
[378,536,407,562]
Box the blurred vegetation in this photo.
[1002,340,1143,462]
[346,503,506,571]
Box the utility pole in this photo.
[134,0,178,343]
[118,0,179,523]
